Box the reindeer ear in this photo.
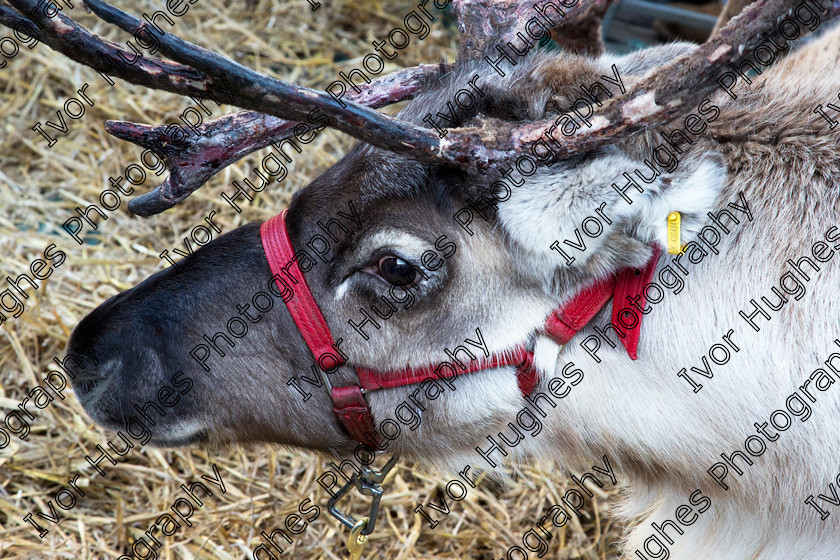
[632,154,728,250]
[496,151,726,274]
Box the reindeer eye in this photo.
[377,256,417,286]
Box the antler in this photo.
[106,65,445,216]
[0,0,449,214]
[2,0,836,216]
[0,2,212,95]
[435,0,840,161]
[116,0,613,215]
[8,0,443,152]
[0,0,638,215]
[550,0,616,56]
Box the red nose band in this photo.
[261,209,657,447]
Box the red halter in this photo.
[261,209,659,447]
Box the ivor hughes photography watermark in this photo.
[3,0,840,559]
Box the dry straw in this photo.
[0,0,624,558]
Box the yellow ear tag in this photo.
[667,211,682,255]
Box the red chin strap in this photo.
[261,209,659,447]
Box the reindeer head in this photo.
[66,37,731,462]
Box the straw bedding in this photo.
[0,1,637,557]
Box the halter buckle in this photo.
[318,363,367,395]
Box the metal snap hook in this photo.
[327,454,399,536]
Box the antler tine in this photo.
[436,0,840,163]
[452,0,616,58]
[116,65,446,216]
[0,2,24,24]
[712,0,757,35]
[0,1,221,97]
[552,0,617,56]
[452,0,541,60]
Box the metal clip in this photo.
[346,516,369,560]
[327,454,399,536]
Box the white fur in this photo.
[404,38,840,560]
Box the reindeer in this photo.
[6,0,840,557]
